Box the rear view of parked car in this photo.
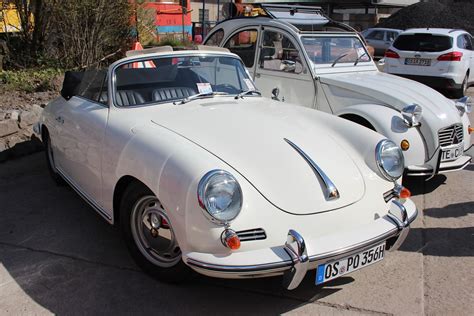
[361,28,402,58]
[384,28,474,97]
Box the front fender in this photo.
[336,104,427,167]
[110,122,235,254]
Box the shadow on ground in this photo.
[403,174,447,196]
[424,201,474,219]
[0,153,351,315]
[398,223,474,257]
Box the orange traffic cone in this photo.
[129,42,156,68]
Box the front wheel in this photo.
[453,74,468,98]
[120,182,190,283]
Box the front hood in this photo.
[150,98,365,215]
[320,71,462,150]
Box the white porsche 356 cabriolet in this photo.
[35,48,417,290]
[204,4,473,178]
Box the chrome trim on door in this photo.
[284,138,340,200]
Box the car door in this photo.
[54,70,109,205]
[252,28,316,108]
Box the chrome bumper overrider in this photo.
[186,201,418,290]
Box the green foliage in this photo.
[136,5,157,46]
[5,0,132,70]
[157,36,193,48]
[0,68,62,93]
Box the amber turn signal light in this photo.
[468,126,474,134]
[221,229,241,250]
[399,187,411,199]
[400,139,410,151]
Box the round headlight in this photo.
[401,104,422,127]
[375,139,405,181]
[197,170,242,224]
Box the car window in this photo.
[463,34,473,50]
[205,29,224,46]
[387,31,398,42]
[365,30,384,41]
[224,29,258,68]
[114,55,255,107]
[393,34,453,52]
[457,35,466,49]
[301,36,370,67]
[259,30,303,74]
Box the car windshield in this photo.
[114,55,257,107]
[393,34,453,52]
[301,36,371,68]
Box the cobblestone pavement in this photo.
[0,90,472,315]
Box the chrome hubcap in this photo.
[131,196,181,267]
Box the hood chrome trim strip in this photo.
[284,138,340,201]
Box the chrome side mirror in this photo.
[401,104,422,127]
[455,96,472,116]
[271,87,280,101]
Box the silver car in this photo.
[361,28,402,58]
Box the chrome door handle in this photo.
[55,116,64,124]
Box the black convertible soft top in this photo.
[61,69,107,101]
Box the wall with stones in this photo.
[0,105,44,162]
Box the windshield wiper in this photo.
[354,52,369,66]
[174,91,227,105]
[234,90,262,99]
[331,53,349,67]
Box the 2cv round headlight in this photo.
[198,170,243,225]
[375,139,405,181]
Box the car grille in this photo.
[236,228,267,241]
[383,188,397,203]
[438,124,463,147]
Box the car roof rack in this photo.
[220,3,357,33]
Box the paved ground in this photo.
[0,92,473,315]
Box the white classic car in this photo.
[35,48,417,290]
[204,4,473,177]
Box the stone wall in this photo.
[0,105,44,162]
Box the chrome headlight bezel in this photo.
[455,96,472,116]
[401,104,422,127]
[375,139,405,181]
[197,170,243,225]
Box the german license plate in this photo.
[405,58,431,66]
[441,144,463,162]
[315,243,385,285]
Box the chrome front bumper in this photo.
[406,145,472,177]
[186,200,418,290]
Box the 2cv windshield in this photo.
[114,55,256,107]
[301,36,371,68]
